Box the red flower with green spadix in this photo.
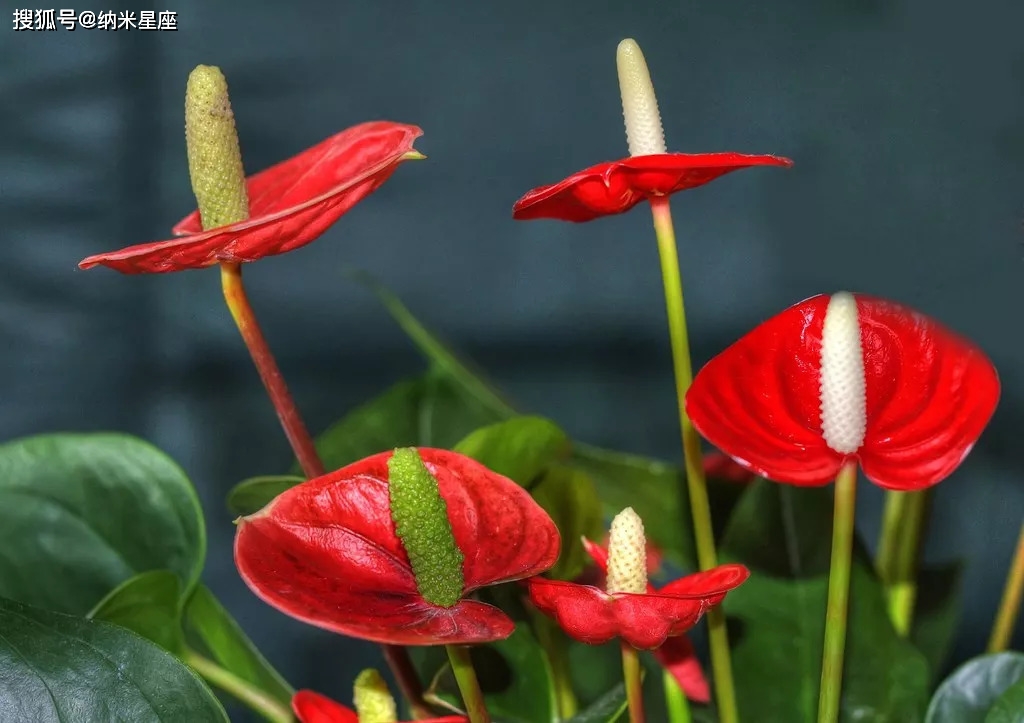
[235,447,560,645]
[527,508,749,650]
[511,39,791,223]
[685,292,1000,490]
[79,67,422,274]
[292,669,467,723]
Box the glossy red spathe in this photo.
[291,690,466,723]
[685,293,1000,490]
[80,122,422,273]
[512,153,793,223]
[235,448,560,646]
[527,537,748,651]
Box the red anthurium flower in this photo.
[581,537,711,703]
[512,152,792,223]
[79,121,422,273]
[291,690,467,723]
[235,448,560,646]
[685,292,1000,490]
[527,508,748,654]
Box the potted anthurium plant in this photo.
[2,37,1021,723]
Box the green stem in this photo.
[663,669,692,723]
[446,645,491,723]
[988,521,1024,653]
[887,490,928,636]
[875,490,909,585]
[817,462,858,723]
[184,648,292,723]
[529,610,578,719]
[621,643,645,723]
[648,194,737,723]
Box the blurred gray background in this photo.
[2,0,1023,718]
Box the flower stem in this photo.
[648,194,737,723]
[817,462,858,723]
[219,262,325,479]
[446,645,491,723]
[987,521,1024,653]
[383,642,432,719]
[886,490,928,636]
[621,643,645,723]
[218,262,426,715]
[663,669,692,723]
[529,609,579,719]
[874,490,909,585]
[183,648,292,723]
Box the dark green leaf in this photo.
[531,465,604,580]
[727,565,929,722]
[312,377,425,473]
[227,475,305,517]
[0,433,206,614]
[721,479,833,578]
[911,562,965,683]
[310,373,504,477]
[565,682,628,723]
[926,652,1024,723]
[0,596,227,722]
[722,482,929,721]
[184,584,294,707]
[453,416,571,488]
[987,677,1024,723]
[88,570,183,653]
[571,444,694,569]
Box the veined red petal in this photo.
[512,153,792,223]
[685,293,1000,490]
[79,122,422,273]
[235,449,560,646]
[654,636,711,704]
[292,690,359,723]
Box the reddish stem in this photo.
[219,261,427,715]
[220,262,325,479]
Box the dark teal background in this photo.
[2,1,1022,719]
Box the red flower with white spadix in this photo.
[512,39,791,223]
[527,507,748,650]
[685,292,1000,490]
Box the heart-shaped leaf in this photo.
[912,562,965,683]
[0,433,206,614]
[227,475,305,517]
[312,372,504,475]
[453,416,571,489]
[89,570,184,653]
[926,652,1024,723]
[987,677,1024,723]
[722,482,929,721]
[0,595,227,722]
[184,584,294,707]
[530,465,604,580]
